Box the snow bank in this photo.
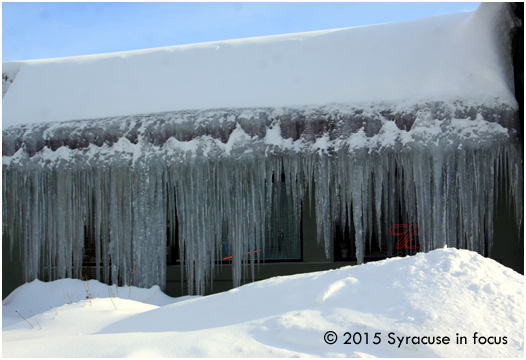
[1,3,518,128]
[2,248,523,357]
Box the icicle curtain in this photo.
[3,104,523,295]
[3,144,522,295]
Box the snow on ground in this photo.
[2,3,518,128]
[3,248,523,357]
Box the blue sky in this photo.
[3,2,480,61]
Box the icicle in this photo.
[2,103,523,296]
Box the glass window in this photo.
[167,173,302,264]
[334,212,420,261]
[264,179,302,260]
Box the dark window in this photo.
[167,172,302,264]
[263,178,302,260]
[334,211,420,262]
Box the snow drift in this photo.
[2,248,524,357]
[2,3,523,294]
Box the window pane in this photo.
[265,180,301,260]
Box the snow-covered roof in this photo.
[1,3,519,129]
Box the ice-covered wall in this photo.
[2,103,523,294]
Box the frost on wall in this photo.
[2,102,523,295]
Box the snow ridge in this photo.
[1,3,519,127]
[2,248,523,357]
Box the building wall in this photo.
[2,233,25,299]
[491,178,524,274]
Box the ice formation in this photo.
[3,102,522,294]
[2,3,523,295]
